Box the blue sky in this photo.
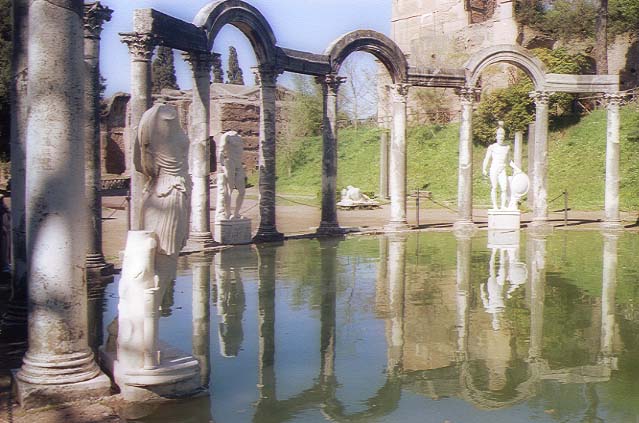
[99,0,391,95]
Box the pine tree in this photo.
[212,53,224,83]
[226,46,244,85]
[152,46,179,94]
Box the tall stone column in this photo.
[184,52,215,250]
[527,123,536,210]
[191,255,211,388]
[379,128,390,199]
[15,0,110,408]
[253,65,283,242]
[386,234,406,373]
[603,93,623,230]
[317,74,346,235]
[529,91,551,230]
[2,0,29,335]
[454,87,476,233]
[83,2,113,276]
[454,234,471,362]
[513,131,523,169]
[386,84,410,231]
[256,244,277,400]
[120,32,156,230]
[600,232,618,366]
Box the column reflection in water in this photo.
[527,233,546,361]
[455,234,471,361]
[256,243,277,402]
[214,248,247,357]
[600,232,619,368]
[319,238,339,386]
[191,253,212,388]
[386,234,406,373]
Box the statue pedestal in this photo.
[488,209,521,231]
[214,218,252,245]
[488,229,520,248]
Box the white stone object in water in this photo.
[482,121,511,210]
[216,131,246,220]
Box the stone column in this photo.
[3,0,29,335]
[253,65,283,242]
[529,91,551,230]
[184,52,215,250]
[256,244,277,400]
[379,128,390,199]
[513,131,523,169]
[603,93,623,230]
[317,74,346,235]
[191,255,211,388]
[120,32,156,230]
[319,238,339,384]
[386,84,410,231]
[599,232,618,366]
[386,234,406,373]
[527,234,546,361]
[83,2,113,276]
[527,123,536,210]
[454,234,471,362]
[454,87,476,233]
[15,0,110,408]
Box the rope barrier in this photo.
[103,197,128,220]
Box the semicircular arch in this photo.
[193,0,277,65]
[325,30,408,83]
[465,45,547,90]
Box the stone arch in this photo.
[325,30,408,83]
[465,44,547,90]
[193,0,278,65]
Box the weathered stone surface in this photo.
[133,9,207,53]
[214,218,252,244]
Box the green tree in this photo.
[212,53,224,83]
[226,46,244,85]
[151,46,179,94]
[0,0,11,158]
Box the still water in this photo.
[101,231,639,422]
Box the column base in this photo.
[183,232,217,252]
[384,221,410,232]
[601,220,624,232]
[253,226,284,243]
[316,221,345,236]
[527,218,553,234]
[86,253,114,277]
[12,369,112,410]
[214,219,252,245]
[453,220,476,236]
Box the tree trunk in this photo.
[594,0,608,74]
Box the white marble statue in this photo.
[482,121,510,210]
[482,122,530,211]
[216,131,246,220]
[337,185,379,207]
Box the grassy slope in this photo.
[275,103,639,211]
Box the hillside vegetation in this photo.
[275,102,639,211]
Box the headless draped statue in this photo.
[216,131,246,220]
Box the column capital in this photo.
[603,92,624,107]
[389,83,411,102]
[253,64,283,88]
[456,86,478,104]
[83,2,113,40]
[183,51,215,77]
[529,91,552,105]
[316,74,347,95]
[119,32,158,62]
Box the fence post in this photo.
[416,188,420,228]
[564,190,568,227]
[126,190,131,231]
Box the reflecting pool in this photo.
[100,231,639,422]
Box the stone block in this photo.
[12,370,112,410]
[488,209,521,230]
[487,229,520,248]
[214,218,252,245]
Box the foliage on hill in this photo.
[276,102,639,211]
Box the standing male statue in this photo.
[482,121,511,210]
[216,131,246,220]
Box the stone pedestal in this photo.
[215,219,252,245]
[487,229,520,248]
[488,209,521,230]
[100,341,202,402]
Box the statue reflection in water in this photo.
[215,248,247,357]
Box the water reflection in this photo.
[99,230,639,422]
